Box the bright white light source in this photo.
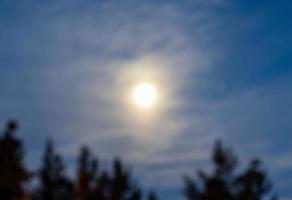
[133,83,157,109]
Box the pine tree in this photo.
[183,139,276,200]
[111,158,131,200]
[92,170,111,200]
[147,191,158,200]
[235,159,272,200]
[92,158,149,200]
[128,188,142,200]
[76,145,98,200]
[0,120,30,199]
[34,139,73,200]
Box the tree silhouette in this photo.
[92,170,111,199]
[0,120,30,199]
[183,139,276,200]
[147,191,158,200]
[235,159,273,200]
[111,158,132,200]
[128,188,142,200]
[75,147,159,200]
[89,157,160,200]
[0,120,279,200]
[76,146,98,200]
[33,139,73,200]
[93,158,142,200]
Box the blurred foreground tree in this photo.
[183,140,277,200]
[0,120,30,199]
[147,191,159,200]
[33,139,74,200]
[92,158,156,200]
[75,146,159,200]
[76,146,98,200]
[4,120,278,200]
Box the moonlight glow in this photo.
[133,83,158,109]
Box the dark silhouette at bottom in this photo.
[183,140,278,200]
[0,120,278,200]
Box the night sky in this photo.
[0,0,292,199]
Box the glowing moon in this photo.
[133,83,158,109]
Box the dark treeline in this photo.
[0,120,278,200]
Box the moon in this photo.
[133,83,158,109]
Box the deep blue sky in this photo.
[0,0,292,199]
